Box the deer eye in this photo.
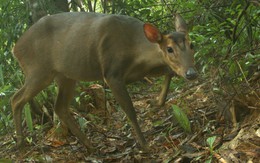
[167,47,174,53]
[190,43,194,49]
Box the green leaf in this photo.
[207,136,216,149]
[172,105,191,133]
[25,105,33,132]
[153,120,163,127]
[205,157,212,163]
[229,62,237,76]
[0,159,13,163]
[0,65,4,85]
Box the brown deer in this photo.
[11,12,197,152]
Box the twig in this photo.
[188,142,228,163]
[161,0,174,13]
[250,0,260,6]
[213,152,228,163]
[236,60,260,99]
[231,47,260,58]
[150,15,173,23]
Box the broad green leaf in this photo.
[207,136,217,149]
[172,105,191,133]
[25,105,33,132]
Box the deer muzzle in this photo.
[185,67,197,80]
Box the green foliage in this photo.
[0,158,12,163]
[25,105,33,132]
[207,136,217,153]
[192,0,260,84]
[0,65,3,85]
[172,105,191,133]
[206,136,217,163]
[0,97,12,135]
[0,0,29,134]
[78,117,90,133]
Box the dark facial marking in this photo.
[168,32,186,49]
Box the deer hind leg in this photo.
[11,73,54,148]
[54,76,94,153]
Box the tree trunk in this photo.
[53,0,69,12]
[28,0,47,23]
[28,0,69,24]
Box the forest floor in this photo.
[0,76,259,162]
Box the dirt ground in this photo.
[0,77,259,162]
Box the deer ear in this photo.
[143,23,162,43]
[174,13,188,34]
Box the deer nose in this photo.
[185,67,197,80]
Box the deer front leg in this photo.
[157,73,173,106]
[105,77,148,150]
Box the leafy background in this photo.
[0,0,259,162]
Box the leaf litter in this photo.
[0,77,259,162]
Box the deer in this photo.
[11,12,197,152]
